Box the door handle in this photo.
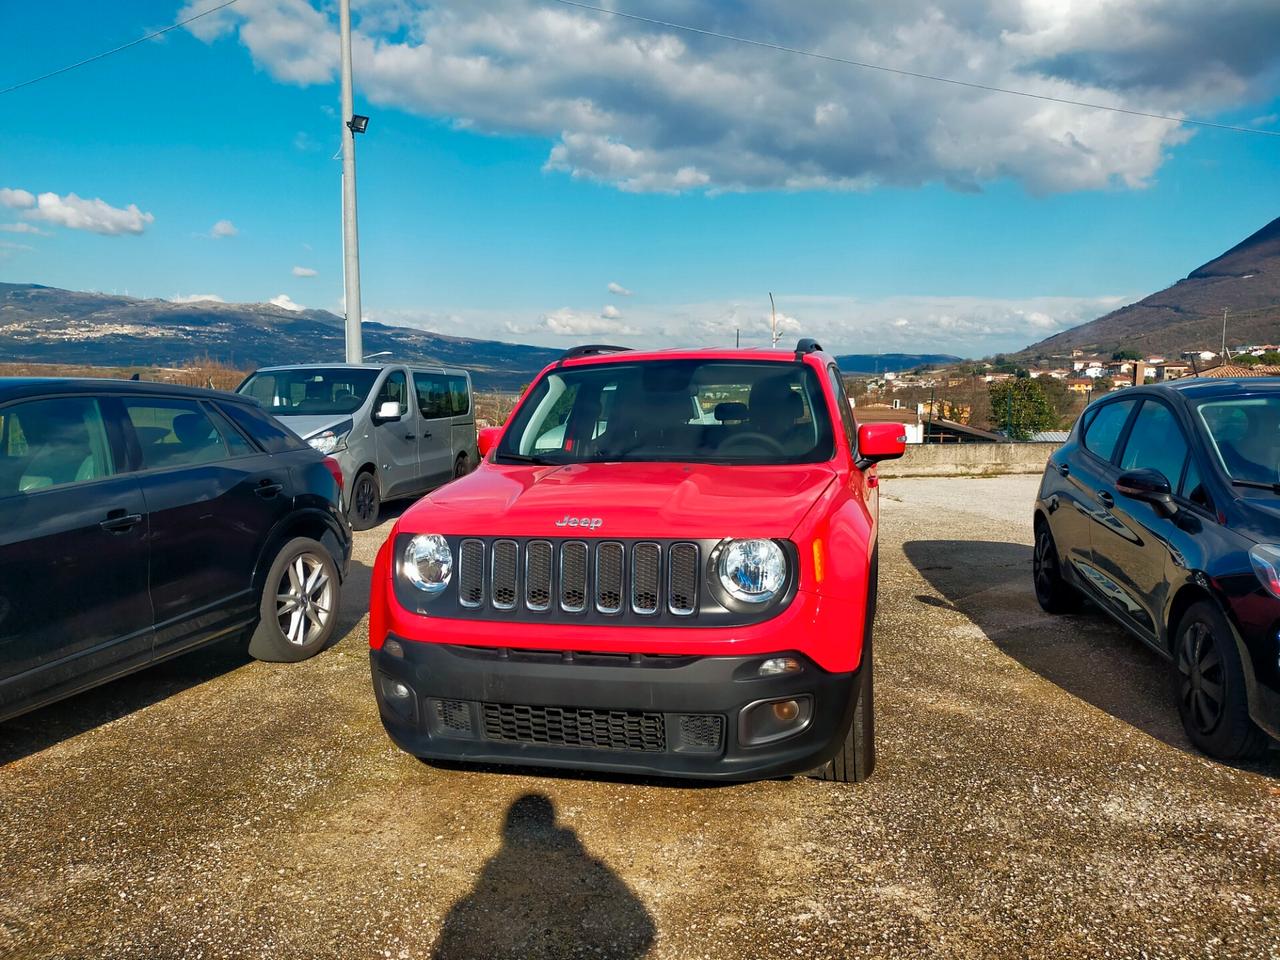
[404,433,416,441]
[422,430,432,439]
[254,480,284,498]
[1056,462,1070,477]
[100,510,143,533]
[1098,491,1114,508]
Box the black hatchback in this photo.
[0,378,352,723]
[1034,378,1280,761]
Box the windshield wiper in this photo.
[496,452,561,466]
[1230,478,1280,492]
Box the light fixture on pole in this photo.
[347,114,369,135]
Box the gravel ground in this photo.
[1,474,1277,960]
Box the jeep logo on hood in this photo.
[555,516,603,530]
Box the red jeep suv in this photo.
[368,341,905,782]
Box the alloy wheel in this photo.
[353,475,377,525]
[275,552,334,646]
[1178,621,1225,735]
[1033,529,1056,602]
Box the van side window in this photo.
[413,373,450,419]
[0,397,115,497]
[447,375,470,416]
[377,371,409,415]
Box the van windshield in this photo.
[238,368,379,416]
[496,360,835,465]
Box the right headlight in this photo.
[307,419,353,456]
[717,538,787,604]
[1249,544,1280,599]
[402,534,453,594]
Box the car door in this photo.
[372,369,422,498]
[0,394,151,715]
[1089,398,1201,646]
[412,370,454,485]
[116,394,294,658]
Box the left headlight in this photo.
[308,419,353,456]
[717,538,787,604]
[402,534,453,594]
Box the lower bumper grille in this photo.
[482,702,666,752]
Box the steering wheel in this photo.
[719,432,786,456]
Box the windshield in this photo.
[496,360,835,465]
[238,367,379,417]
[1196,395,1280,486]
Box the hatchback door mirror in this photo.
[477,426,502,458]
[374,400,403,423]
[1116,468,1178,516]
[855,422,907,469]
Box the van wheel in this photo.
[248,537,340,663]
[1033,519,1080,614]
[453,452,470,479]
[349,470,381,531]
[811,648,875,784]
[1173,601,1271,762]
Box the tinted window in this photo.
[498,360,834,465]
[1119,401,1188,487]
[238,367,378,416]
[376,371,409,415]
[124,399,236,470]
[1197,395,1280,486]
[448,375,470,416]
[218,402,308,454]
[827,366,857,448]
[1181,457,1211,509]
[414,372,450,419]
[0,397,114,497]
[1082,400,1135,462]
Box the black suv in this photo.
[0,378,352,722]
[1034,378,1280,761]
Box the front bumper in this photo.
[371,639,859,781]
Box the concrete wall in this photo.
[876,441,1060,478]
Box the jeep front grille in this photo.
[482,702,666,752]
[454,538,700,622]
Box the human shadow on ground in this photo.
[431,793,656,960]
[0,558,372,765]
[903,539,1278,773]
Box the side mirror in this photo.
[374,400,403,423]
[1116,468,1178,516]
[477,426,502,458]
[855,422,907,469]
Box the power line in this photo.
[0,0,241,98]
[549,0,1280,139]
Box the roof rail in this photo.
[795,338,824,358]
[557,344,633,364]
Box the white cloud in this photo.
[292,265,318,277]
[182,0,1280,194]
[0,188,35,209]
[210,219,239,239]
[23,192,154,235]
[607,281,633,296]
[600,304,622,320]
[0,240,34,260]
[269,293,306,312]
[0,222,48,235]
[536,307,640,337]
[170,293,227,304]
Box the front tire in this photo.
[1173,601,1270,762]
[247,537,340,663]
[1033,518,1080,614]
[348,469,381,531]
[453,452,470,479]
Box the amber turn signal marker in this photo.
[812,539,825,583]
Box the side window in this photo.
[1082,399,1136,462]
[413,373,450,419]
[124,398,234,470]
[448,375,471,416]
[1118,401,1189,488]
[377,371,409,416]
[826,366,857,448]
[218,402,307,454]
[0,397,114,497]
[1180,457,1211,510]
[532,382,581,453]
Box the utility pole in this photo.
[1221,307,1229,360]
[735,328,740,348]
[339,0,363,364]
[769,292,781,348]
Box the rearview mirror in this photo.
[1117,468,1178,516]
[375,400,403,422]
[477,426,502,458]
[855,422,907,469]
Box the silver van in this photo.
[237,363,478,530]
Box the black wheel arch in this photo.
[1163,578,1262,723]
[252,508,350,596]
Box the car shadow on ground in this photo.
[0,559,373,766]
[430,793,655,960]
[903,539,1279,774]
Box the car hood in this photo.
[269,413,353,440]
[405,461,838,540]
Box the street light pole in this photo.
[339,0,363,364]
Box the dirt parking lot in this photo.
[2,474,1278,960]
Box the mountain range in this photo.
[1022,216,1280,358]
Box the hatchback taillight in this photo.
[322,456,344,493]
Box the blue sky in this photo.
[3,0,1280,357]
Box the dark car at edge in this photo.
[1034,377,1280,761]
[0,378,352,723]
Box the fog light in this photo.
[389,681,411,699]
[384,638,405,659]
[758,657,801,676]
[772,699,800,722]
